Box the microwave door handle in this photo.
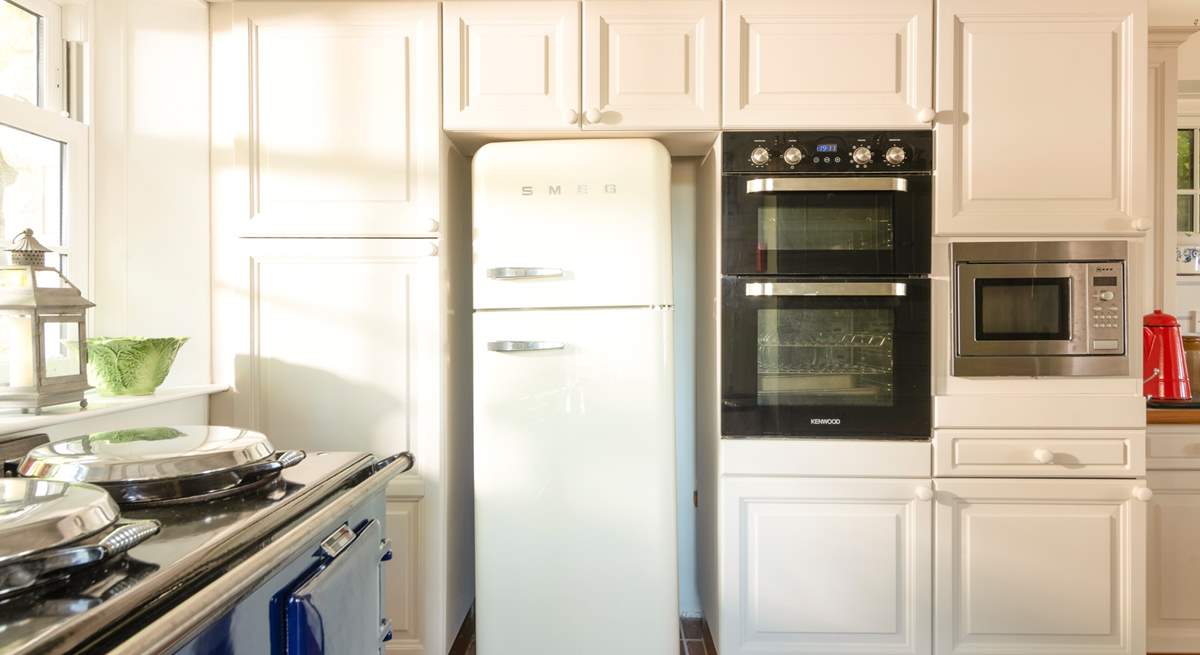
[745,178,908,193]
[745,282,908,297]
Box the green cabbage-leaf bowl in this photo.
[86,337,189,396]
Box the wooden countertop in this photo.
[1147,407,1200,424]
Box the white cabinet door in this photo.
[384,497,422,652]
[227,238,440,457]
[934,0,1147,236]
[722,0,933,129]
[720,477,933,655]
[1148,471,1200,652]
[935,479,1147,655]
[582,1,720,130]
[443,1,580,131]
[228,2,438,237]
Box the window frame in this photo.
[0,0,89,297]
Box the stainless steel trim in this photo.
[487,340,565,352]
[952,355,1130,377]
[486,267,564,280]
[745,282,907,297]
[951,240,1127,264]
[745,177,908,193]
[105,452,415,655]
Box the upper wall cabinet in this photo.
[443,1,581,131]
[443,0,720,131]
[582,1,720,130]
[226,2,439,237]
[934,0,1147,236]
[722,0,933,129]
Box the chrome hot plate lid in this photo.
[0,478,119,565]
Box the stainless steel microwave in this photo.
[952,241,1128,377]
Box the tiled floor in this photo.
[450,615,717,654]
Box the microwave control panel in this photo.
[1087,262,1125,353]
[722,130,933,174]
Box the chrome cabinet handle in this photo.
[486,267,564,280]
[745,178,908,193]
[487,341,565,352]
[745,282,907,297]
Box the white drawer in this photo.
[1148,425,1200,470]
[934,429,1145,478]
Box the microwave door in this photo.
[955,262,1088,358]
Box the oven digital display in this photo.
[815,144,838,153]
[1093,276,1118,287]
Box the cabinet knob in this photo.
[424,242,439,257]
[917,107,936,124]
[915,486,934,501]
[1133,486,1154,502]
[563,109,579,125]
[1033,448,1054,464]
[584,107,602,124]
[426,219,440,233]
[1132,218,1151,232]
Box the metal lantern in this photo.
[0,230,94,413]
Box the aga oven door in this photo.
[722,277,931,439]
[722,175,931,276]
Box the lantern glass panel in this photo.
[42,319,80,379]
[0,268,31,289]
[0,313,35,387]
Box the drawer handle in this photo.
[914,486,934,501]
[1133,487,1154,502]
[487,340,565,352]
[1032,448,1054,464]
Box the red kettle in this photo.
[1144,310,1191,400]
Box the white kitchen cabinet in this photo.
[582,1,720,130]
[442,1,580,131]
[226,2,439,237]
[719,476,933,655]
[722,0,933,129]
[384,497,422,652]
[934,479,1147,655]
[934,0,1147,236]
[1148,470,1200,652]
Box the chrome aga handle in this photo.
[486,267,564,280]
[745,282,907,297]
[100,520,162,556]
[487,341,565,352]
[745,177,908,193]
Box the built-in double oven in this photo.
[721,131,932,439]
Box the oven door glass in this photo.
[722,277,931,439]
[722,175,931,276]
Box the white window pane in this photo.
[0,1,40,105]
[0,122,63,248]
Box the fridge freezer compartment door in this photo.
[472,139,673,310]
[472,307,679,654]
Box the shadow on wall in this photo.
[226,354,410,456]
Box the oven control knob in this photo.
[782,146,804,166]
[1099,290,1115,301]
[851,146,873,165]
[750,146,770,165]
[885,146,907,166]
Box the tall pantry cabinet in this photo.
[208,3,472,655]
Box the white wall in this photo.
[92,0,210,385]
[1180,33,1200,82]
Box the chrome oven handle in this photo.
[486,267,564,280]
[745,178,908,193]
[745,282,907,297]
[487,340,565,352]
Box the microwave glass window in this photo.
[758,192,894,254]
[975,278,1070,340]
[756,308,895,407]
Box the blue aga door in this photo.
[279,520,393,654]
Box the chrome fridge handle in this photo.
[745,282,907,297]
[745,178,908,193]
[487,341,566,352]
[486,267,564,280]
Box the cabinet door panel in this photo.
[720,477,932,655]
[443,1,580,130]
[935,479,1145,655]
[934,0,1146,235]
[723,0,932,128]
[230,2,438,236]
[1148,471,1200,652]
[582,1,719,130]
[384,498,421,652]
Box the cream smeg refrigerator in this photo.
[472,139,678,654]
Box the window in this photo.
[1180,128,1199,232]
[0,0,88,385]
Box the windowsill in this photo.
[0,383,227,436]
